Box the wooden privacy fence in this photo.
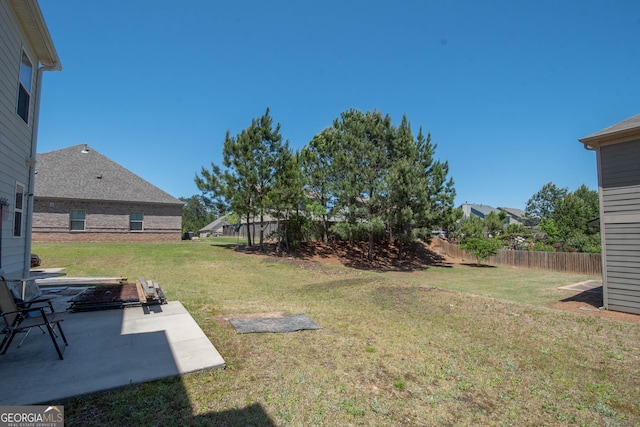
[433,238,602,275]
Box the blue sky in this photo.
[36,1,640,209]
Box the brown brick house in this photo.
[32,144,183,242]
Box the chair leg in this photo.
[56,322,68,346]
[17,327,33,348]
[16,326,46,348]
[0,334,10,355]
[39,324,56,338]
[46,323,64,360]
[0,332,17,356]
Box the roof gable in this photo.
[199,216,229,233]
[460,203,500,218]
[580,113,640,146]
[34,145,182,205]
[499,207,525,219]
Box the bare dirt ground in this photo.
[552,289,640,323]
[236,241,640,323]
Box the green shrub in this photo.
[461,237,503,264]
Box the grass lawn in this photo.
[33,240,639,426]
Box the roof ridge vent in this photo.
[81,144,90,153]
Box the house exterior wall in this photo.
[223,222,280,241]
[0,2,39,276]
[32,199,183,242]
[599,139,640,314]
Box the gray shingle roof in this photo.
[199,216,229,233]
[580,113,640,142]
[34,144,183,205]
[460,203,500,218]
[499,207,525,219]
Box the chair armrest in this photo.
[23,296,56,312]
[3,306,49,317]
[25,295,55,304]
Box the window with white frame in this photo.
[69,210,86,231]
[13,183,24,237]
[130,212,143,231]
[16,52,32,123]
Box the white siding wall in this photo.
[0,2,37,277]
[600,139,640,314]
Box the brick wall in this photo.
[32,198,182,242]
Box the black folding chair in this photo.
[0,278,68,360]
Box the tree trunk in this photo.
[259,212,264,251]
[285,224,290,254]
[252,221,256,247]
[368,231,374,261]
[322,215,328,243]
[246,213,252,246]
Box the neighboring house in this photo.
[0,1,60,279]
[223,214,280,241]
[32,145,183,242]
[460,203,501,220]
[579,113,640,315]
[199,215,229,238]
[460,203,525,225]
[497,207,526,225]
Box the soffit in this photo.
[8,0,61,69]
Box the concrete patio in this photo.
[0,294,225,405]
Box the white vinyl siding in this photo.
[0,2,40,276]
[0,3,34,141]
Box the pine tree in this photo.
[385,116,456,258]
[331,109,394,260]
[301,128,338,243]
[197,108,289,248]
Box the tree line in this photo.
[524,182,600,252]
[193,107,457,260]
[448,182,600,264]
[185,107,600,261]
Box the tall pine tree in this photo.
[385,116,456,258]
[196,108,289,248]
[301,128,338,243]
[331,109,394,260]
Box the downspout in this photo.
[23,62,59,275]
